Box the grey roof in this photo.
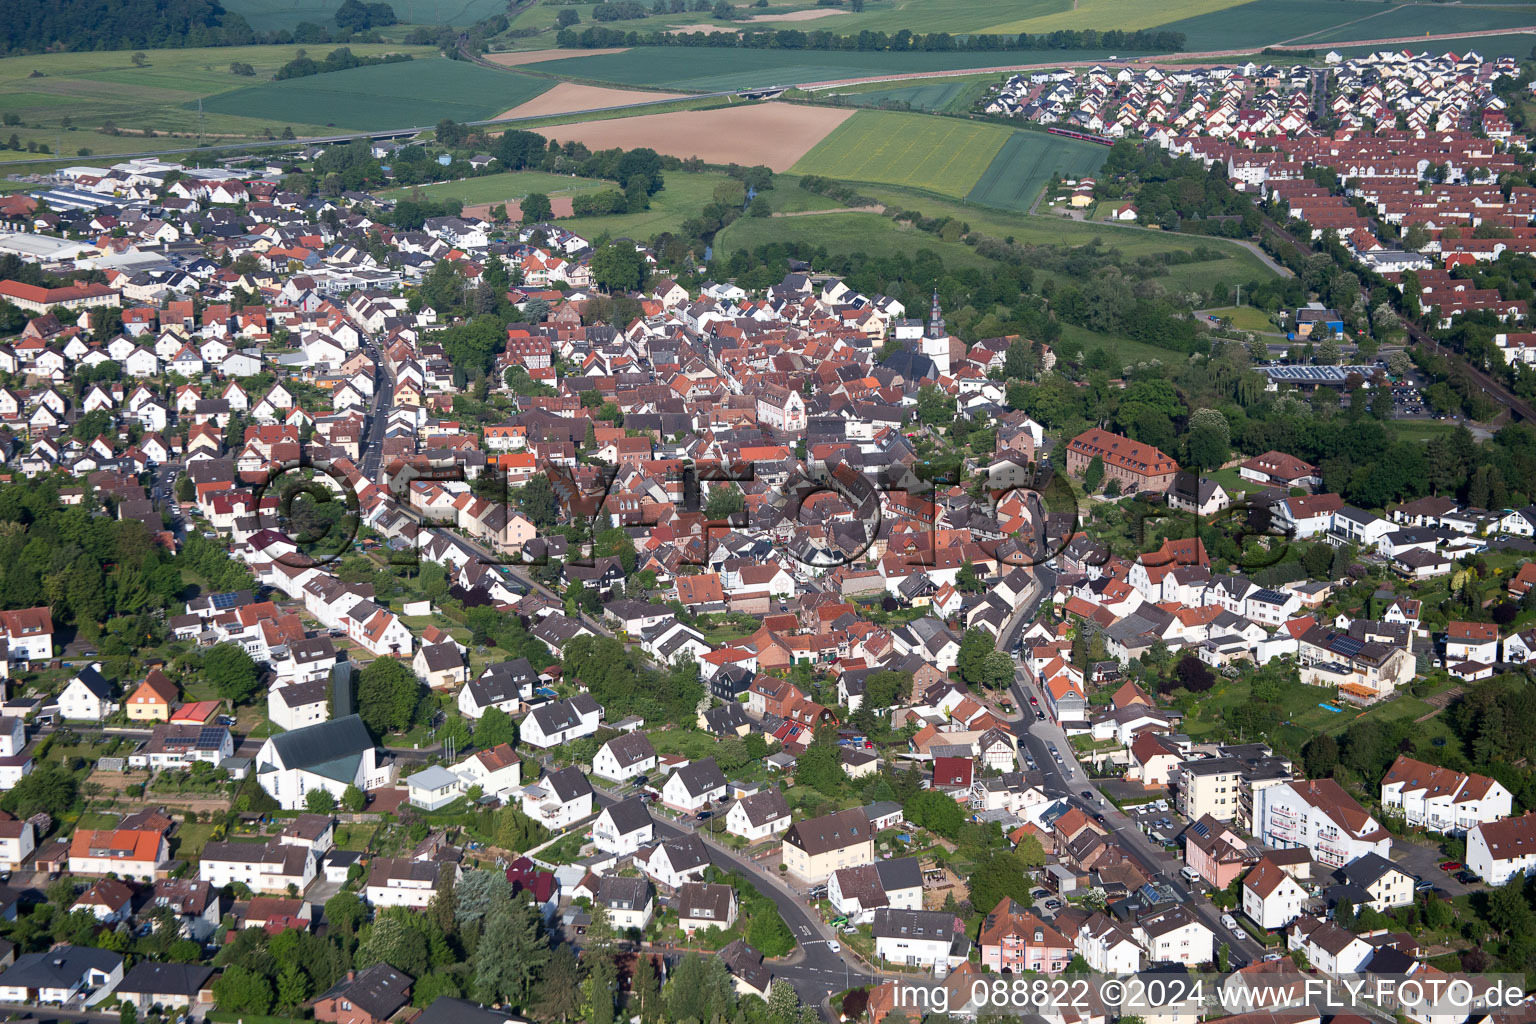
[719,939,771,993]
[871,907,958,942]
[598,874,653,911]
[1341,851,1407,889]
[703,703,751,734]
[267,714,373,772]
[670,757,726,799]
[736,788,790,828]
[70,665,114,699]
[407,765,461,791]
[654,833,709,872]
[543,765,592,804]
[601,796,653,837]
[0,945,122,989]
[274,680,329,709]
[317,962,413,1021]
[117,962,215,997]
[875,856,923,893]
[601,732,656,770]
[530,696,597,736]
[677,881,734,923]
[415,997,526,1024]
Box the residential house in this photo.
[979,898,1073,974]
[1242,856,1309,929]
[313,964,413,1024]
[782,807,875,882]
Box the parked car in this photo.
[1439,860,1462,871]
[1036,710,1046,721]
[1456,870,1479,884]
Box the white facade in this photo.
[1255,779,1391,869]
[1468,813,1536,886]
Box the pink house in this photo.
[979,898,1073,973]
[1182,814,1256,889]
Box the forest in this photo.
[0,0,397,54]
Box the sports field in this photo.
[984,0,1247,34]
[790,110,1012,198]
[965,131,1109,213]
[197,58,550,131]
[222,0,508,31]
[529,46,1147,92]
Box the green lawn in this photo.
[824,74,1000,114]
[1056,323,1186,370]
[198,57,550,131]
[558,169,738,238]
[1302,2,1536,43]
[1202,305,1277,332]
[0,42,438,160]
[173,822,219,859]
[715,210,991,268]
[791,110,1011,198]
[379,169,611,204]
[965,130,1110,213]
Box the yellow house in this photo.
[126,669,178,722]
[781,807,875,883]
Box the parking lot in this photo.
[1123,799,1181,847]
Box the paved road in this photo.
[587,788,874,1005]
[1009,667,1267,969]
[359,338,393,480]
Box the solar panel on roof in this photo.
[1190,820,1211,838]
[198,726,225,748]
[211,592,241,609]
[1333,636,1365,657]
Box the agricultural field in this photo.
[0,43,439,162]
[198,57,550,131]
[1326,32,1536,57]
[496,83,689,119]
[984,0,1248,34]
[790,109,1012,198]
[1297,1,1536,44]
[223,0,508,31]
[533,102,854,172]
[965,130,1110,213]
[527,46,1146,92]
[824,75,997,114]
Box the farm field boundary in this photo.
[965,130,1110,213]
[790,109,1012,198]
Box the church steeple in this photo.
[926,289,945,339]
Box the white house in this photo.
[1380,755,1512,834]
[59,666,117,721]
[827,858,923,921]
[871,908,967,969]
[198,839,316,894]
[267,680,331,732]
[596,876,654,931]
[1255,778,1391,869]
[254,715,391,811]
[640,834,711,890]
[365,856,459,909]
[592,732,657,782]
[1468,811,1536,886]
[725,788,792,841]
[519,766,592,830]
[451,743,522,801]
[1288,917,1373,976]
[0,946,123,1005]
[1076,913,1144,975]
[1133,905,1215,967]
[660,757,727,813]
[677,881,737,935]
[592,796,654,856]
[0,818,35,871]
[1241,856,1308,930]
[519,695,602,748]
[456,658,537,719]
[405,765,463,812]
[1339,852,1414,912]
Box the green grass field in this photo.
[827,76,996,114]
[379,169,610,203]
[529,46,1145,92]
[1299,2,1536,43]
[0,43,439,160]
[965,130,1110,213]
[197,57,550,130]
[557,169,738,238]
[1202,305,1277,331]
[716,210,992,267]
[224,0,509,31]
[984,0,1247,33]
[1326,32,1536,57]
[790,109,1011,198]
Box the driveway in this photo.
[1389,836,1476,897]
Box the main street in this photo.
[1008,671,1267,969]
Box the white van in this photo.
[1180,865,1201,885]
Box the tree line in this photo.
[1,0,396,54]
[555,25,1186,52]
[274,46,412,80]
